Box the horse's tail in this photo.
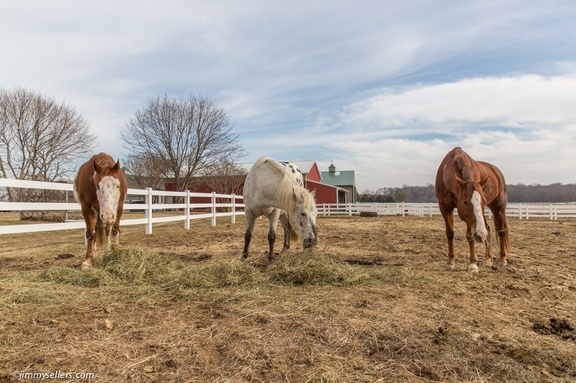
[492,217,511,255]
[95,220,108,248]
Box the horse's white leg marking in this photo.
[471,191,487,241]
[468,263,479,273]
[81,260,93,270]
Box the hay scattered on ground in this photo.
[39,246,388,292]
[270,250,377,286]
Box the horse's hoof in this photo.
[81,262,93,271]
[468,264,479,273]
[494,263,507,271]
[445,264,455,271]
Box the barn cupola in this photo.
[329,163,335,173]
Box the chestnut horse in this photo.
[74,153,127,270]
[435,147,510,272]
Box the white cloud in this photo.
[341,74,576,129]
[314,72,576,189]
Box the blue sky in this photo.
[2,0,576,190]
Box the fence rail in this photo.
[2,179,576,236]
[0,178,244,235]
[317,202,576,220]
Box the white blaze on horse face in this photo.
[471,190,488,241]
[97,175,121,224]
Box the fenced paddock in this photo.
[2,178,576,236]
[2,211,576,382]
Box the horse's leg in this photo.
[81,205,97,270]
[112,203,124,246]
[493,208,510,268]
[483,219,494,268]
[267,209,282,263]
[466,228,479,273]
[111,220,120,246]
[439,206,456,270]
[279,212,291,254]
[241,212,256,259]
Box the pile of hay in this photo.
[269,250,374,286]
[38,246,382,295]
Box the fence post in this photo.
[145,188,153,234]
[185,190,191,230]
[231,194,236,224]
[211,192,217,227]
[348,202,352,216]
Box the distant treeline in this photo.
[358,183,576,203]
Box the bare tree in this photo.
[0,88,96,203]
[198,159,246,195]
[121,94,246,191]
[123,152,167,190]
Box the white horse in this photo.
[242,156,319,263]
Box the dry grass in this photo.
[1,213,576,382]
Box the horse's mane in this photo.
[255,157,315,213]
[451,148,474,181]
[277,175,315,214]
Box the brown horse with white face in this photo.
[74,153,127,270]
[435,147,510,272]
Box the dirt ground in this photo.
[0,213,575,382]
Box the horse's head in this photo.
[93,160,123,225]
[289,188,318,249]
[455,175,489,243]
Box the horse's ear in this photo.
[93,160,101,173]
[111,160,121,173]
[310,189,316,198]
[454,175,465,185]
[292,188,302,203]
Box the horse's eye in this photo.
[463,201,469,205]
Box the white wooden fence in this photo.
[0,178,244,235]
[2,178,576,236]
[316,202,576,220]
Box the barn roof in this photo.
[320,163,356,187]
[238,159,317,176]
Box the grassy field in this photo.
[0,213,575,382]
